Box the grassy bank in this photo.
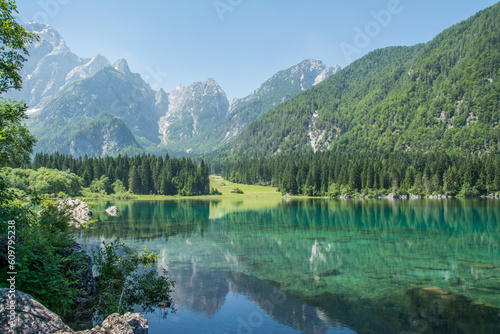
[80,176,286,201]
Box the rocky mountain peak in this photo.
[24,22,70,55]
[113,59,131,74]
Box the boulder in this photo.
[105,206,119,216]
[400,195,408,200]
[0,289,149,334]
[57,313,149,334]
[0,289,73,334]
[57,198,92,228]
[359,194,367,200]
[410,194,421,200]
[386,193,399,200]
[339,195,351,200]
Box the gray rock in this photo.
[409,194,421,199]
[1,289,149,334]
[0,289,73,334]
[57,313,149,334]
[399,195,408,200]
[386,193,399,200]
[105,206,119,216]
[339,195,351,200]
[54,198,92,228]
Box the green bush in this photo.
[210,187,222,195]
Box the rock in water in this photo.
[105,206,119,216]
[318,268,341,277]
[405,286,500,333]
[0,289,73,333]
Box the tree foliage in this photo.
[28,152,210,196]
[229,3,500,158]
[0,0,37,93]
[216,151,500,197]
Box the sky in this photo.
[16,0,499,100]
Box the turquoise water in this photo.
[77,199,500,333]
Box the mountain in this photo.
[27,58,162,154]
[7,23,341,157]
[159,78,229,152]
[6,23,109,109]
[65,114,142,157]
[195,59,340,154]
[228,2,500,158]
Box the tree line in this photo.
[27,152,210,196]
[214,151,500,197]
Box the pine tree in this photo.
[128,165,141,194]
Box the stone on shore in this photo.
[57,198,93,227]
[0,289,73,334]
[0,289,149,334]
[57,313,149,334]
[386,193,399,200]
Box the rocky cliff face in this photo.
[229,59,340,113]
[159,78,229,146]
[6,23,109,109]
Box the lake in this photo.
[77,198,500,334]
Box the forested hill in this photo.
[228,2,500,158]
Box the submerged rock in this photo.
[318,268,341,277]
[105,206,119,216]
[405,286,500,333]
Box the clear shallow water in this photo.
[77,199,500,334]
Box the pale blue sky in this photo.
[16,0,499,100]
